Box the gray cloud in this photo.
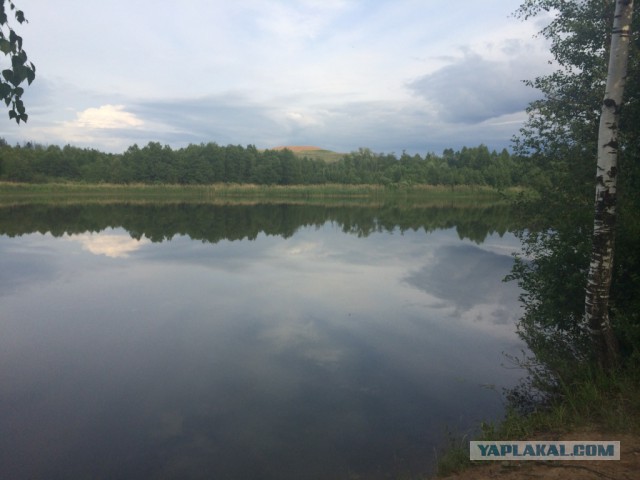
[407,52,542,124]
[129,95,516,155]
[404,243,520,312]
[4,77,532,155]
[130,94,282,147]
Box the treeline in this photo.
[0,140,527,187]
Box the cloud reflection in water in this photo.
[65,229,150,258]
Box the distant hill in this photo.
[270,146,345,163]
[271,145,323,152]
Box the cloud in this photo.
[407,50,544,124]
[125,94,521,154]
[284,111,323,128]
[254,0,349,43]
[67,231,150,258]
[71,105,144,129]
[259,316,346,367]
[0,0,558,155]
[405,244,517,307]
[8,85,529,155]
[20,103,148,151]
[129,94,283,147]
[404,243,522,336]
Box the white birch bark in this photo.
[584,0,634,368]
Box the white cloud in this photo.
[66,231,150,258]
[72,105,144,130]
[21,104,146,149]
[285,241,324,256]
[19,103,169,151]
[283,110,324,128]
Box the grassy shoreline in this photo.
[0,181,521,206]
[434,367,640,477]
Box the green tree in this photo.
[278,148,302,185]
[584,0,634,368]
[0,0,35,123]
[256,149,282,185]
[511,0,640,376]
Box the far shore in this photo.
[0,181,522,200]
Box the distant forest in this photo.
[0,140,533,187]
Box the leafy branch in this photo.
[0,0,35,124]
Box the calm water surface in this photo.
[0,203,524,479]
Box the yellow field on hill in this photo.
[268,146,346,163]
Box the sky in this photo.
[0,0,555,155]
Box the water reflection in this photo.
[0,202,518,244]
[0,203,524,479]
[65,230,151,257]
[405,244,523,338]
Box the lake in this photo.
[0,202,525,479]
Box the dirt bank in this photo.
[440,431,639,480]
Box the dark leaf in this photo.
[17,49,26,63]
[0,82,10,97]
[14,64,30,85]
[0,39,11,54]
[9,30,22,51]
[26,67,34,85]
[11,51,27,69]
[2,69,13,83]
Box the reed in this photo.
[0,181,513,203]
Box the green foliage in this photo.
[435,365,640,477]
[434,432,471,477]
[0,0,34,124]
[498,366,640,438]
[0,140,530,188]
[507,226,593,375]
[507,0,640,394]
[434,3,640,475]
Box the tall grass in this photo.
[0,181,514,206]
[433,366,640,477]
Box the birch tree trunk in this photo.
[585,0,634,369]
